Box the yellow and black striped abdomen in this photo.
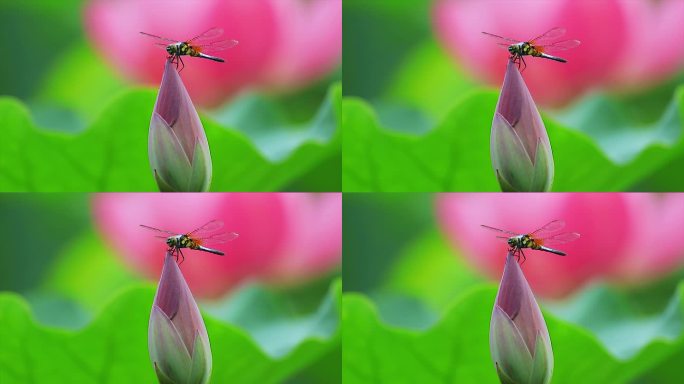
[524,42,543,57]
[522,235,542,250]
[177,234,200,249]
[179,42,201,57]
[520,235,539,249]
[182,235,203,249]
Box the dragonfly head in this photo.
[507,237,520,248]
[166,237,177,247]
[165,45,176,55]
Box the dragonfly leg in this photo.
[511,54,523,71]
[178,56,185,72]
[168,247,179,263]
[519,250,527,265]
[510,247,519,262]
[520,56,527,72]
[178,249,185,265]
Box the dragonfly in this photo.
[481,220,580,263]
[140,219,238,264]
[140,27,238,71]
[481,27,580,71]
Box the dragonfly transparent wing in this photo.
[188,27,224,43]
[529,27,566,44]
[481,31,521,48]
[196,231,239,246]
[537,39,581,53]
[197,39,239,53]
[537,232,580,246]
[140,31,178,44]
[140,224,178,236]
[186,220,224,236]
[481,224,519,236]
[528,220,566,237]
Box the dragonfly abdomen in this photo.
[519,235,538,249]
[198,246,225,256]
[178,235,198,249]
[197,53,224,62]
[540,246,566,256]
[538,53,567,63]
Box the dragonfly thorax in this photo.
[166,42,191,56]
[508,42,533,56]
[167,234,195,248]
[508,235,533,249]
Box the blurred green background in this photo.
[0,194,340,383]
[0,1,341,192]
[342,0,684,192]
[343,193,684,384]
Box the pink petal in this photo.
[610,0,684,88]
[261,193,342,284]
[261,0,342,89]
[610,194,684,283]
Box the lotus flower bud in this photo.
[149,252,212,383]
[490,252,553,384]
[149,60,212,192]
[491,60,554,192]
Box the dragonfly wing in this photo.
[187,220,224,236]
[481,224,518,236]
[152,235,172,244]
[151,43,170,51]
[538,232,580,246]
[529,220,566,237]
[188,27,224,42]
[140,224,177,236]
[529,27,566,44]
[197,231,239,245]
[537,39,581,53]
[481,31,520,44]
[197,39,239,53]
[140,31,178,43]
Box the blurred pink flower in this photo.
[432,0,684,106]
[85,0,341,106]
[93,193,341,298]
[436,193,684,298]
